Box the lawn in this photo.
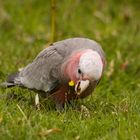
[0,0,140,140]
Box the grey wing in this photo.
[15,47,63,92]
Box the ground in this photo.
[0,0,140,140]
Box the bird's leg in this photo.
[35,94,40,110]
[55,103,64,111]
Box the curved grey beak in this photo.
[75,80,90,95]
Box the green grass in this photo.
[0,0,140,139]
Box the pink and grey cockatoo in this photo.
[2,38,106,109]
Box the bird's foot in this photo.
[35,94,40,110]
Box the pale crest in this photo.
[79,50,103,80]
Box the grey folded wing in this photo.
[15,47,64,93]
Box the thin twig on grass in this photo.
[17,104,27,120]
[50,0,57,43]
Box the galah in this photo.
[2,38,106,109]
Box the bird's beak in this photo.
[75,80,89,95]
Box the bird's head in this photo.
[63,49,104,95]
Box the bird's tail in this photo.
[0,72,19,88]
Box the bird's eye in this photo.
[78,69,82,74]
